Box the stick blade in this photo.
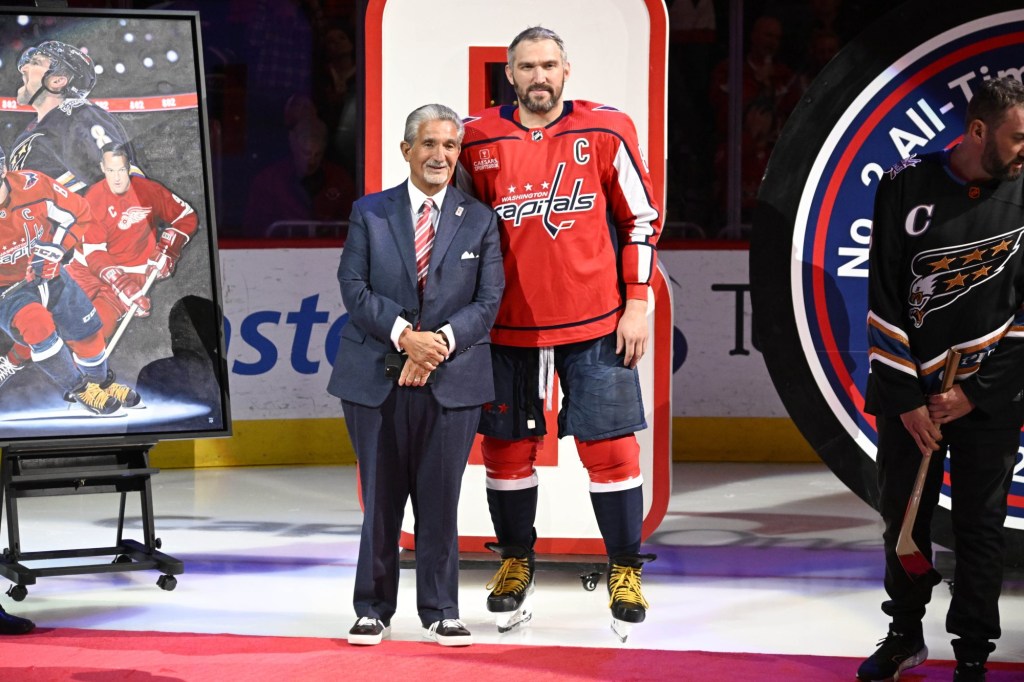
[897,549,942,584]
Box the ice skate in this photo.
[66,380,122,416]
[0,355,24,390]
[99,369,144,408]
[484,542,535,633]
[607,553,656,643]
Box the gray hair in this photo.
[966,77,1024,130]
[507,26,568,66]
[403,103,464,146]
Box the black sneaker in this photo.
[954,661,987,681]
[0,604,34,635]
[423,618,472,646]
[856,628,927,680]
[347,616,389,645]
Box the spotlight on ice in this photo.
[143,57,154,68]
[166,50,179,63]
[115,62,125,74]
[124,33,135,43]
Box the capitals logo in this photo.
[752,0,1024,552]
[908,228,1023,327]
[493,162,597,238]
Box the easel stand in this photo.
[0,442,183,601]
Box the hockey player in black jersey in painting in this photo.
[858,77,1024,682]
[10,40,137,192]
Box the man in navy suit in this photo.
[328,103,504,647]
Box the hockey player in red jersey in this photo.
[456,26,661,642]
[0,146,140,415]
[66,143,197,340]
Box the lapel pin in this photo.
[455,206,464,217]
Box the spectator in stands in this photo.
[243,97,356,238]
[709,14,798,139]
[315,24,358,180]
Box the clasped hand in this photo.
[398,329,448,386]
[900,385,975,456]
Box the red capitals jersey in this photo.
[456,101,661,347]
[80,176,198,274]
[0,170,94,287]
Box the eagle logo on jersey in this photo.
[493,161,597,238]
[907,226,1024,327]
[8,134,43,171]
[886,154,921,179]
[118,206,152,231]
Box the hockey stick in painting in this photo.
[103,267,160,361]
[895,348,962,581]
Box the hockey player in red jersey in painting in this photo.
[65,143,197,340]
[456,26,661,642]
[0,146,140,415]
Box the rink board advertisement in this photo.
[0,9,229,447]
[751,0,1024,560]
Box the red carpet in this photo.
[2,628,1023,681]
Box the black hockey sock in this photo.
[591,486,643,557]
[31,334,84,392]
[486,486,537,550]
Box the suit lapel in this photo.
[385,184,418,285]
[430,187,466,276]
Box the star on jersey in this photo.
[886,154,922,179]
[908,226,1024,327]
[493,162,598,238]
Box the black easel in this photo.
[0,442,183,600]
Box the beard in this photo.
[516,82,562,115]
[982,137,1024,181]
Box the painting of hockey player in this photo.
[63,143,197,342]
[0,40,145,385]
[8,39,139,192]
[0,147,140,417]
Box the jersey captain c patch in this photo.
[908,227,1024,327]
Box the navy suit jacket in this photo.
[327,181,504,408]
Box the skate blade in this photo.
[496,609,532,633]
[611,618,632,643]
[495,593,533,633]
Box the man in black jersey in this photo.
[858,77,1024,682]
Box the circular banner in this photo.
[752,0,1024,564]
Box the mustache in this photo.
[528,85,554,94]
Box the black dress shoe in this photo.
[424,618,472,646]
[347,617,389,645]
[0,605,35,635]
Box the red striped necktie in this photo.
[414,198,436,297]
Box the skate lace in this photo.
[103,381,134,403]
[608,564,649,609]
[486,557,531,596]
[0,357,20,381]
[76,383,112,409]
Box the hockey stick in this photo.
[895,348,962,582]
[102,267,160,361]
